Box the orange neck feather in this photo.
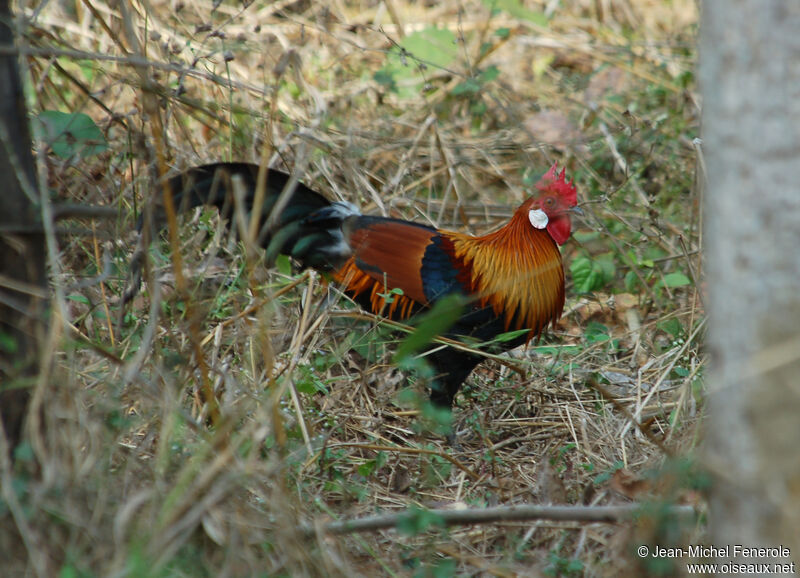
[447,203,565,336]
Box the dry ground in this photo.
[2,0,704,575]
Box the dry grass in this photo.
[3,0,704,576]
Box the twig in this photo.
[598,120,650,207]
[586,377,674,456]
[307,503,696,535]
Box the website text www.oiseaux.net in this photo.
[636,544,796,575]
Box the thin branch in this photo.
[586,377,674,456]
[308,503,696,535]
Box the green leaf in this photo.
[295,365,329,395]
[451,77,482,95]
[393,293,465,363]
[275,254,292,276]
[481,0,548,26]
[357,460,377,477]
[490,328,530,343]
[35,111,108,159]
[396,505,446,535]
[573,230,602,243]
[569,256,592,291]
[593,460,624,486]
[376,286,404,304]
[657,318,684,339]
[12,441,35,463]
[0,331,19,354]
[351,325,393,363]
[584,321,611,343]
[419,399,453,435]
[570,257,600,293]
[398,27,458,69]
[373,69,397,92]
[570,254,615,293]
[566,559,585,574]
[624,270,639,292]
[659,272,691,288]
[294,380,317,395]
[595,253,616,280]
[470,100,487,117]
[452,66,500,97]
[479,65,501,83]
[377,27,458,99]
[428,559,457,578]
[397,387,424,408]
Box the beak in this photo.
[570,205,584,216]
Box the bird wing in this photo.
[335,216,470,318]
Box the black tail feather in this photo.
[155,163,360,267]
[126,162,359,304]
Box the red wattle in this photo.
[547,216,571,245]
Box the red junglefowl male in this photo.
[134,162,578,411]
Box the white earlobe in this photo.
[528,208,549,229]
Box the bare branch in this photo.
[308,503,697,535]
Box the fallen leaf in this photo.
[584,66,630,105]
[524,109,583,150]
[610,468,651,499]
[537,461,567,504]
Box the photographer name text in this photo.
[650,545,791,559]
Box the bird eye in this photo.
[544,197,556,208]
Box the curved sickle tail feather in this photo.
[124,163,359,304]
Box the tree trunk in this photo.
[0,1,47,455]
[701,0,800,567]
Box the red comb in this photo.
[538,163,577,206]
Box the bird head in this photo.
[526,164,578,245]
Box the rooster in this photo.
[137,162,578,410]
